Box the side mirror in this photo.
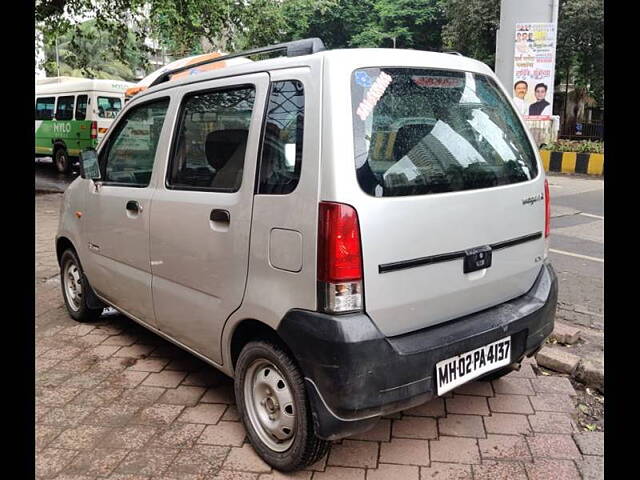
[79,149,101,180]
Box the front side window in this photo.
[55,96,75,120]
[75,94,88,120]
[97,96,123,119]
[258,80,304,194]
[102,98,170,186]
[351,68,538,197]
[35,97,55,120]
[167,87,256,191]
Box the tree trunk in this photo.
[562,64,570,135]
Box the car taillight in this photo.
[544,178,550,238]
[90,121,97,139]
[318,202,363,314]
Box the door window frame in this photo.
[35,96,56,120]
[55,95,76,121]
[98,96,171,188]
[164,83,257,193]
[75,94,89,120]
[256,79,306,195]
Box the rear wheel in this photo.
[54,146,70,173]
[234,340,330,471]
[60,249,103,322]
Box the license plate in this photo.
[435,337,511,395]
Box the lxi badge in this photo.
[463,246,492,273]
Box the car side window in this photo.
[75,95,88,120]
[101,98,170,187]
[167,86,256,192]
[258,80,305,194]
[35,97,55,120]
[55,96,75,121]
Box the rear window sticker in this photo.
[356,71,393,121]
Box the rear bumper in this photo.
[277,262,558,440]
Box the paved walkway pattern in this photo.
[36,194,604,480]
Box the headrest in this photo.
[205,129,249,170]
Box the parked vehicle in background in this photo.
[35,77,133,173]
[57,38,557,471]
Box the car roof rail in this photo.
[149,38,326,88]
[443,50,464,56]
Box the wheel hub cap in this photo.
[244,359,296,452]
[64,262,83,311]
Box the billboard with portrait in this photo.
[512,22,557,120]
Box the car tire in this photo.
[234,340,331,471]
[54,147,70,174]
[60,249,103,322]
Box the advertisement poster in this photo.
[512,22,557,120]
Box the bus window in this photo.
[75,95,88,120]
[55,96,75,121]
[35,97,55,120]
[97,96,123,119]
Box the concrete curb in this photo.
[536,346,604,393]
[539,150,604,176]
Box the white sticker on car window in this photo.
[356,71,393,121]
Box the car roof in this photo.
[133,48,494,102]
[36,77,134,95]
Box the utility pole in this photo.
[55,36,60,77]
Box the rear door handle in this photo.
[210,209,230,223]
[126,200,142,213]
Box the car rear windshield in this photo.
[351,68,538,197]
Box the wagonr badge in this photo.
[522,193,544,205]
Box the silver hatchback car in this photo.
[57,38,557,471]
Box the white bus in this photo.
[35,77,134,172]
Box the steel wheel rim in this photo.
[243,359,296,452]
[63,260,82,312]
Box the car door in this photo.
[83,95,172,326]
[149,73,269,364]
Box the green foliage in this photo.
[35,0,602,108]
[439,0,500,67]
[149,0,244,55]
[37,0,151,74]
[271,0,374,49]
[272,0,444,51]
[42,19,144,81]
[36,0,292,71]
[556,0,604,106]
[350,0,445,50]
[542,139,604,154]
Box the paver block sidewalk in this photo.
[35,193,600,479]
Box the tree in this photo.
[35,0,295,73]
[43,19,144,81]
[350,0,445,50]
[37,0,151,72]
[268,0,373,49]
[439,0,501,67]
[273,0,444,51]
[555,0,604,108]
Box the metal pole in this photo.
[563,64,570,134]
[55,36,60,77]
[392,37,396,49]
